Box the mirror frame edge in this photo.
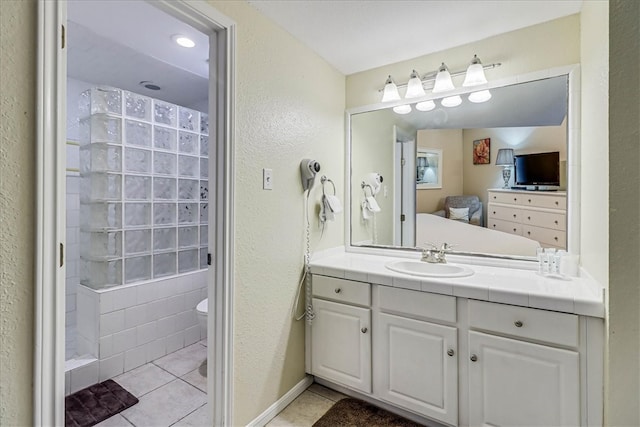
[344,64,582,264]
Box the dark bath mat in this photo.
[313,397,425,427]
[65,379,138,427]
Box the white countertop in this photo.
[309,250,605,318]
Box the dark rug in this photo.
[313,398,425,427]
[65,379,138,427]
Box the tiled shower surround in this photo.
[79,87,209,288]
[66,86,209,394]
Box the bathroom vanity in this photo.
[306,251,604,427]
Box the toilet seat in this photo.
[196,298,208,315]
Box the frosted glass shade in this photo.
[393,104,412,115]
[441,95,462,108]
[381,76,401,102]
[469,90,492,103]
[463,63,488,86]
[416,100,436,111]
[433,63,455,93]
[405,71,426,99]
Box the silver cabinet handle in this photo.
[447,349,455,357]
[470,354,478,362]
[334,288,341,293]
[514,320,523,328]
[361,327,368,333]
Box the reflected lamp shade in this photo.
[381,75,401,102]
[463,55,488,87]
[433,63,455,93]
[393,104,412,115]
[405,70,426,99]
[496,148,515,166]
[441,95,462,108]
[416,100,436,111]
[469,90,492,103]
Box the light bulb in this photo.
[415,100,436,111]
[441,95,462,108]
[469,90,492,103]
[433,63,455,93]
[463,55,488,87]
[172,34,196,48]
[381,76,401,102]
[393,104,412,115]
[405,70,426,99]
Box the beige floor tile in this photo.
[173,404,209,426]
[113,363,175,398]
[120,379,207,427]
[95,414,134,427]
[153,343,207,377]
[266,390,334,427]
[181,367,207,393]
[307,383,347,402]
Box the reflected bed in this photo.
[416,213,540,257]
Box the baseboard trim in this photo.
[247,375,314,427]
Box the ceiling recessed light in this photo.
[172,34,195,48]
[139,81,161,91]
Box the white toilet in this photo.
[196,298,208,336]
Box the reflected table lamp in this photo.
[496,148,515,189]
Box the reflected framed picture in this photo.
[416,148,442,189]
[473,138,491,165]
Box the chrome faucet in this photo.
[420,243,452,264]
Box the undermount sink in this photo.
[385,260,474,278]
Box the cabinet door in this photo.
[311,298,371,393]
[375,313,458,425]
[468,331,580,427]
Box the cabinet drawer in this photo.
[517,193,566,210]
[522,210,566,231]
[522,225,567,247]
[488,218,522,235]
[488,191,522,205]
[468,300,578,347]
[378,286,456,323]
[313,275,371,306]
[488,204,522,222]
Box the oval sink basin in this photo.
[385,260,474,278]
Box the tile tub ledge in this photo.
[309,249,605,318]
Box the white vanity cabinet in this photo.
[310,276,372,393]
[467,300,581,426]
[375,287,459,425]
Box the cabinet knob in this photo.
[493,211,496,214]
[527,231,531,235]
[554,237,559,241]
[514,197,517,201]
[555,201,559,205]
[361,327,368,334]
[514,320,524,328]
[554,220,558,224]
[528,199,532,203]
[513,228,517,232]
[447,349,455,357]
[470,354,478,362]
[334,288,341,294]
[513,214,517,218]
[527,216,531,220]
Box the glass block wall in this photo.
[79,87,209,289]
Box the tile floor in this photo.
[95,339,345,427]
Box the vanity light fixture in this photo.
[496,148,515,189]
[381,76,401,102]
[172,34,196,48]
[379,56,501,114]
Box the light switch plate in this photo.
[263,168,273,190]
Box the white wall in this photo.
[605,1,638,425]
[208,2,346,424]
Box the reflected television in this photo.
[514,152,560,187]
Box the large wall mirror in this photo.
[349,69,579,259]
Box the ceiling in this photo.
[66,0,582,113]
[247,0,583,75]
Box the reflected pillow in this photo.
[449,207,470,222]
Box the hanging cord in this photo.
[293,189,316,322]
